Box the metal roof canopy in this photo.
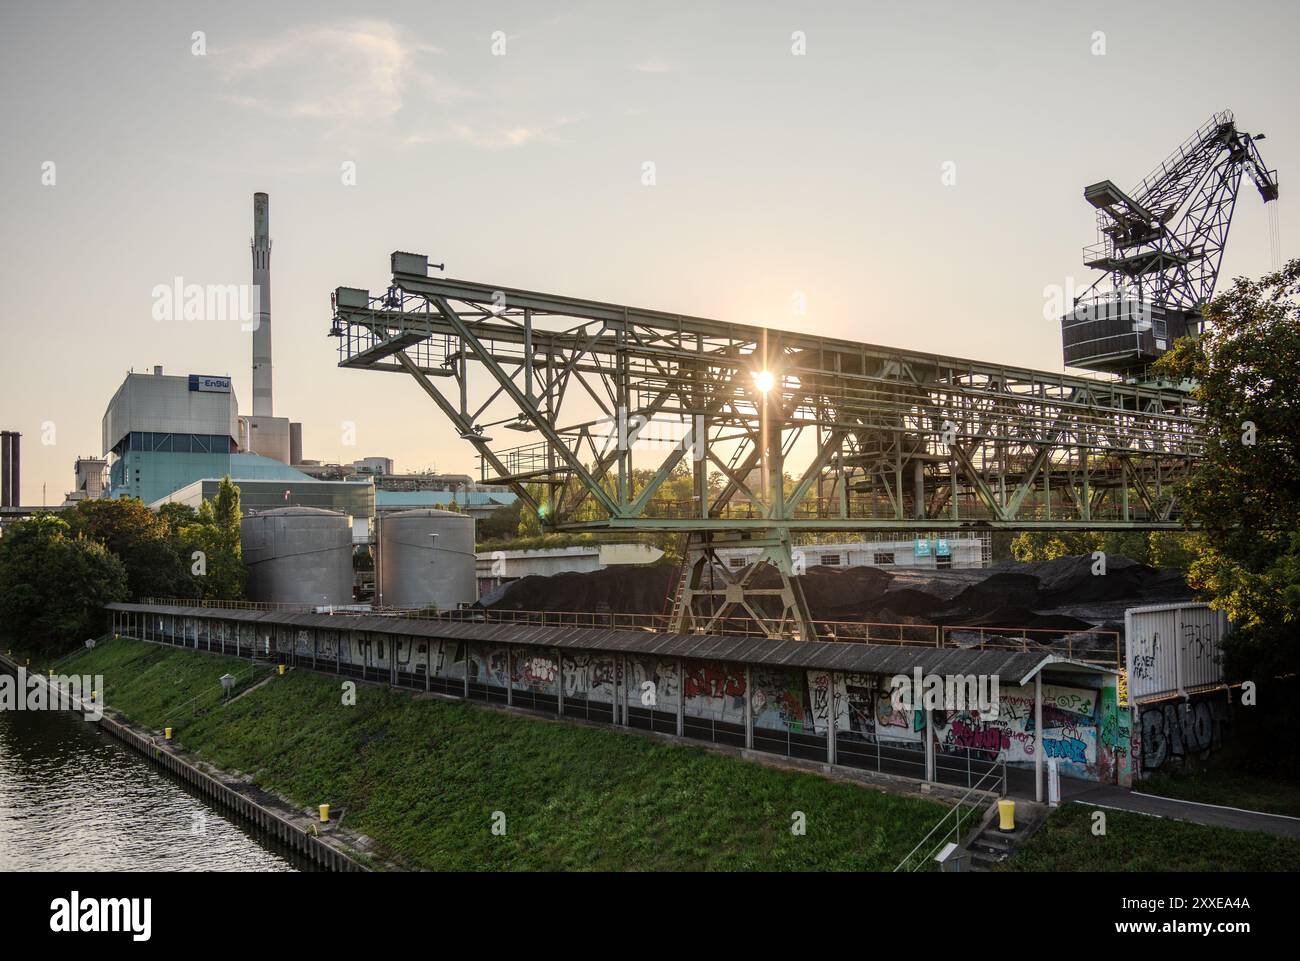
[107,603,1115,683]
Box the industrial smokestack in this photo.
[251,192,273,417]
[0,432,8,507]
[0,431,19,508]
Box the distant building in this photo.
[102,367,240,504]
[61,456,108,506]
[715,534,990,572]
[151,457,375,543]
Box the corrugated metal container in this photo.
[378,509,476,610]
[242,507,353,606]
[1125,602,1230,701]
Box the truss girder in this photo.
[332,261,1203,532]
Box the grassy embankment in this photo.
[1139,767,1300,818]
[1001,803,1300,871]
[65,635,953,871]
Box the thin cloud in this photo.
[219,19,465,122]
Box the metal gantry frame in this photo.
[331,252,1203,640]
[1066,110,1280,375]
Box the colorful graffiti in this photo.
[750,669,803,731]
[1138,696,1231,772]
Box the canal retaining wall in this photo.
[0,650,366,872]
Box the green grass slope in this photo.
[65,636,951,871]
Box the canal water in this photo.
[0,700,304,871]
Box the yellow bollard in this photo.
[319,804,330,823]
[279,664,286,676]
[164,727,173,740]
[998,798,1016,832]
[90,691,97,702]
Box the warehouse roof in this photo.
[107,602,1114,683]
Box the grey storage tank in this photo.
[378,508,476,610]
[242,506,353,606]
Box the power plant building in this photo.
[102,368,240,504]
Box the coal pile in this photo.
[479,554,1192,639]
[483,565,677,615]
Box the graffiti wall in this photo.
[560,653,617,704]
[1136,694,1231,773]
[511,650,559,695]
[148,608,1135,783]
[686,660,748,725]
[627,656,680,714]
[920,683,1103,777]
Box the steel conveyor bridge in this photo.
[330,251,1203,639]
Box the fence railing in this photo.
[893,755,1007,872]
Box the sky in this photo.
[1,0,1296,505]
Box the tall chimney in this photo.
[1,431,19,508]
[0,432,10,507]
[251,192,273,417]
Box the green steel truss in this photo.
[332,252,1203,638]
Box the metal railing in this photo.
[893,754,1007,872]
[139,596,318,612]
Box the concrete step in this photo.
[969,850,1008,870]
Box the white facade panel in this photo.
[1125,602,1229,702]
[102,371,239,454]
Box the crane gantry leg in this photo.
[669,530,816,641]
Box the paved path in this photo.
[1002,768,1300,839]
[1064,783,1300,840]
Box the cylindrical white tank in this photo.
[378,508,476,610]
[242,507,353,606]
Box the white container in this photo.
[1124,602,1230,702]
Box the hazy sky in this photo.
[1,0,1295,505]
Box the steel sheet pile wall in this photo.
[108,604,1126,788]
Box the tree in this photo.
[63,496,190,598]
[1008,529,1202,568]
[0,514,128,656]
[178,476,246,600]
[477,500,523,542]
[157,501,198,537]
[1154,258,1300,680]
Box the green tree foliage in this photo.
[0,514,128,655]
[1154,259,1300,680]
[476,500,523,542]
[63,496,191,598]
[1008,530,1203,567]
[178,476,246,600]
[157,501,198,538]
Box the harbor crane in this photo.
[1062,110,1279,376]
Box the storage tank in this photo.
[378,508,476,610]
[242,507,353,606]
